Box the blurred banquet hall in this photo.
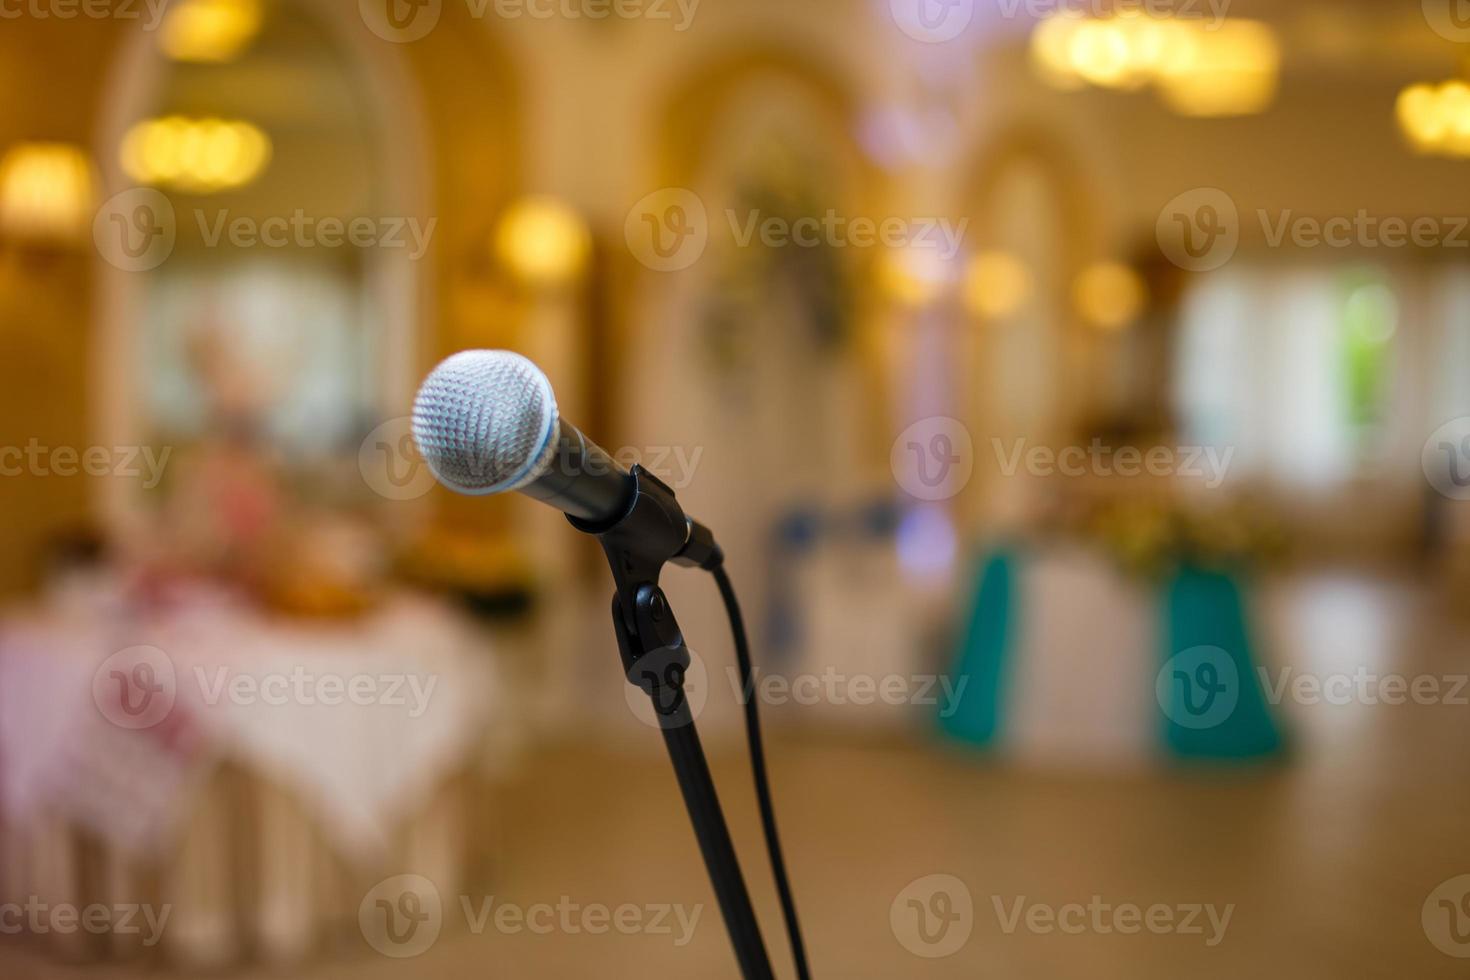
[2,0,1470,976]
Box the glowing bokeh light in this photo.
[1031,13,1279,117]
[121,116,271,193]
[160,0,262,63]
[0,142,95,242]
[1396,80,1470,158]
[963,251,1032,321]
[877,246,952,308]
[494,195,592,287]
[1074,262,1146,331]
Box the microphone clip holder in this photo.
[567,465,775,980]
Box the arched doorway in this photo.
[91,0,432,546]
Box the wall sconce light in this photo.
[493,195,592,289]
[1074,261,1146,331]
[160,0,262,63]
[963,250,1032,321]
[0,142,96,246]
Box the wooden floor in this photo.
[4,570,1468,978]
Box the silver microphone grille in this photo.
[411,350,560,495]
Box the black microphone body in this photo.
[520,420,636,524]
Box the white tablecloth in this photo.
[0,589,505,864]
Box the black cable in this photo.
[711,563,812,980]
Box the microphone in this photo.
[411,350,635,524]
[408,348,805,980]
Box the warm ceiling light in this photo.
[1069,19,1137,89]
[1154,20,1281,117]
[160,0,262,63]
[963,251,1032,320]
[0,142,95,242]
[1031,13,1279,117]
[1031,11,1089,90]
[121,116,270,193]
[1396,80,1470,158]
[494,195,592,287]
[1074,262,1146,331]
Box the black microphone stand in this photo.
[570,466,776,980]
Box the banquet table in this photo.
[0,586,517,968]
[942,543,1285,767]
